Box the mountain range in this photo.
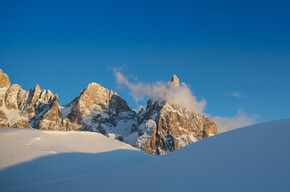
[0,69,217,155]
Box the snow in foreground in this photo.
[0,129,153,191]
[1,118,290,192]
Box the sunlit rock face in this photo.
[0,69,11,88]
[0,69,217,155]
[130,75,217,155]
[0,69,62,129]
[61,82,136,136]
[170,74,180,86]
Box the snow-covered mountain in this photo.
[61,82,137,139]
[0,69,217,155]
[1,118,289,192]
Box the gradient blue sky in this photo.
[0,0,289,124]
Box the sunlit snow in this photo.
[1,119,290,192]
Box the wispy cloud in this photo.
[113,69,257,133]
[231,91,244,98]
[113,69,206,113]
[212,110,257,133]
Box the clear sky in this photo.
[0,0,289,126]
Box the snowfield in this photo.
[1,118,290,192]
[0,129,153,191]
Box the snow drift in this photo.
[1,118,290,192]
[0,129,153,191]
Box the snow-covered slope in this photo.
[1,118,289,192]
[0,128,153,191]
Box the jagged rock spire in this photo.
[34,84,41,91]
[170,74,180,86]
[0,69,11,88]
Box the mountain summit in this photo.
[0,69,217,155]
[131,74,217,154]
[170,74,180,86]
[0,69,11,88]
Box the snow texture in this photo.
[0,106,27,125]
[1,118,290,192]
[0,128,153,191]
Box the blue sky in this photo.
[0,0,289,126]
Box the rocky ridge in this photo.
[61,82,136,139]
[131,76,217,155]
[0,69,64,130]
[0,69,217,155]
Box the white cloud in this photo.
[113,69,258,133]
[213,110,257,133]
[231,91,244,98]
[113,70,206,113]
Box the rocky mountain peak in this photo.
[85,82,101,90]
[33,84,40,91]
[38,94,63,130]
[81,83,115,102]
[79,82,115,110]
[62,81,135,133]
[0,69,11,88]
[0,69,64,129]
[0,68,217,156]
[170,74,180,86]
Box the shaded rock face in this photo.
[132,99,217,155]
[38,95,65,130]
[0,69,218,155]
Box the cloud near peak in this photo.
[113,69,257,133]
[114,70,206,113]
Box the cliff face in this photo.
[0,69,217,155]
[131,75,217,155]
[0,69,11,88]
[61,82,136,139]
[0,69,64,129]
[133,99,217,155]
